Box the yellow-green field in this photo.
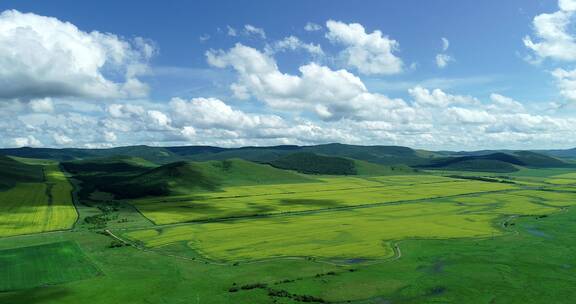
[121,172,576,262]
[124,187,570,261]
[130,175,516,225]
[0,165,78,237]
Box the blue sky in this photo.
[0,0,575,150]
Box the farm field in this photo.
[3,168,576,303]
[123,187,567,262]
[0,164,77,237]
[2,149,576,303]
[130,175,516,225]
[0,241,100,291]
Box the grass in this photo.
[124,187,567,262]
[0,241,100,291]
[3,166,576,303]
[103,158,315,198]
[130,175,515,225]
[0,165,77,237]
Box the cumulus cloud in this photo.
[524,0,576,62]
[325,20,403,75]
[304,22,322,32]
[244,24,266,39]
[441,37,450,51]
[13,135,42,147]
[170,97,285,130]
[53,133,73,145]
[435,37,453,68]
[206,43,406,121]
[227,25,237,37]
[489,94,525,113]
[29,98,54,113]
[435,54,453,68]
[551,67,576,101]
[266,36,324,56]
[103,131,117,143]
[0,10,154,101]
[409,86,478,107]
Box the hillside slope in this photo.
[269,152,416,175]
[0,156,44,189]
[418,151,567,173]
[104,159,314,198]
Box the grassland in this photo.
[129,175,515,225]
[124,186,568,262]
[0,164,77,237]
[0,241,100,291]
[4,151,576,303]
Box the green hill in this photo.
[269,152,417,175]
[0,156,44,189]
[354,159,417,175]
[0,145,180,163]
[104,159,314,199]
[419,153,524,173]
[511,151,566,167]
[61,156,159,200]
[270,153,356,175]
[62,156,157,174]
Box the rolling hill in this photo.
[419,151,568,172]
[269,152,417,175]
[0,156,44,189]
[102,159,315,199]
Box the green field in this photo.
[0,241,100,291]
[123,187,567,262]
[3,149,576,303]
[0,164,77,237]
[130,175,515,224]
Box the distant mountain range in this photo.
[0,143,573,174]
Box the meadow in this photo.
[123,186,568,262]
[129,175,515,225]
[0,164,77,237]
[0,241,100,291]
[3,151,576,303]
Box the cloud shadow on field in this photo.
[279,198,343,208]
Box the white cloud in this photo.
[489,93,525,113]
[146,110,172,129]
[170,97,284,130]
[551,67,576,101]
[435,37,453,68]
[227,25,237,37]
[13,135,42,147]
[244,24,266,39]
[304,22,322,32]
[29,98,54,113]
[560,0,576,12]
[180,126,197,140]
[325,20,403,75]
[206,43,406,121]
[435,54,453,68]
[53,133,73,145]
[524,0,576,62]
[409,86,478,107]
[0,10,154,101]
[441,37,450,51]
[267,36,324,56]
[103,131,117,142]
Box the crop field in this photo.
[0,165,77,237]
[123,182,571,262]
[0,241,100,291]
[129,175,516,225]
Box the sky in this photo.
[1,0,576,150]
